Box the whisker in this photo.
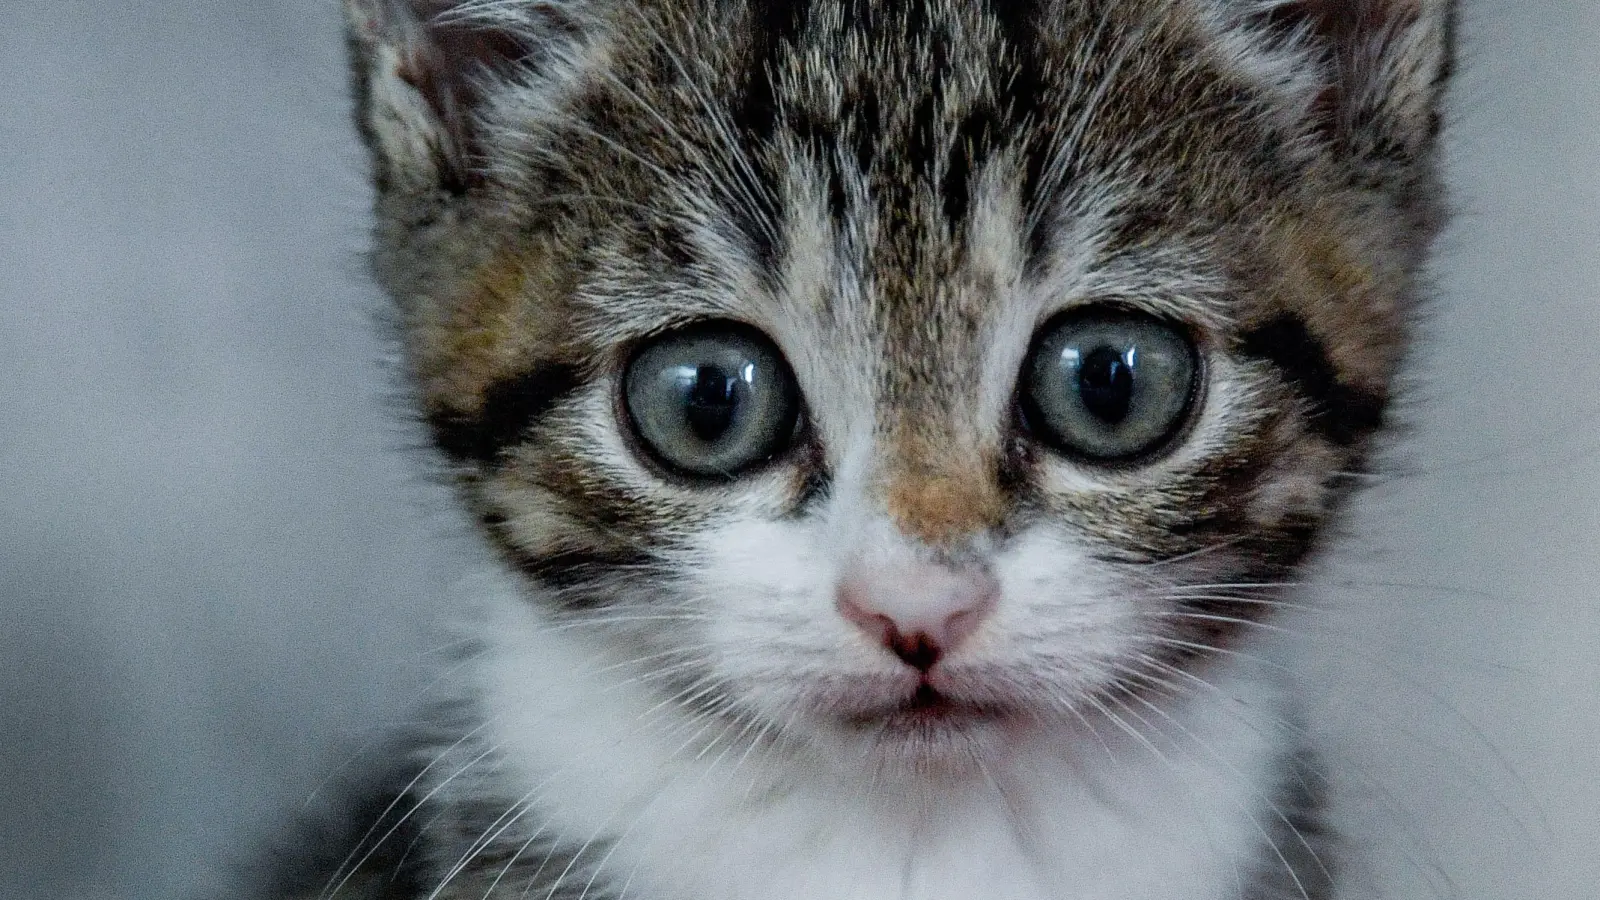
[1110,668,1335,893]
[1086,687,1316,900]
[430,779,554,900]
[1127,653,1460,900]
[320,722,498,900]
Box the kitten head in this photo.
[345,0,1453,772]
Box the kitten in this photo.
[304,0,1454,897]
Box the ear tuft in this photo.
[343,0,552,195]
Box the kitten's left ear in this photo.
[1226,0,1457,164]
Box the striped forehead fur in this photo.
[361,0,1448,567]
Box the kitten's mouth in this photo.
[843,682,1014,731]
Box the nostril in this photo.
[836,572,998,672]
[887,629,943,672]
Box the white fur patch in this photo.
[463,561,1298,900]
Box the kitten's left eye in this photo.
[623,324,801,478]
[1021,310,1200,462]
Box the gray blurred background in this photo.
[2,2,1597,898]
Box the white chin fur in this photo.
[460,566,1300,900]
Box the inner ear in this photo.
[398,2,532,174]
[1252,0,1406,41]
[345,0,553,193]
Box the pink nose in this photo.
[836,565,999,671]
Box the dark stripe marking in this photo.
[512,547,656,592]
[987,0,1049,260]
[483,512,657,608]
[728,0,813,272]
[482,505,660,608]
[789,437,833,513]
[986,0,1043,50]
[430,363,582,462]
[941,109,989,226]
[1239,314,1384,445]
[788,110,848,220]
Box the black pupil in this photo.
[1078,345,1134,424]
[685,364,739,441]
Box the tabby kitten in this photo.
[314,0,1454,897]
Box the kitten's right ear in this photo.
[343,0,571,195]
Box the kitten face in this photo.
[346,0,1451,773]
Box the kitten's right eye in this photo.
[623,324,802,479]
